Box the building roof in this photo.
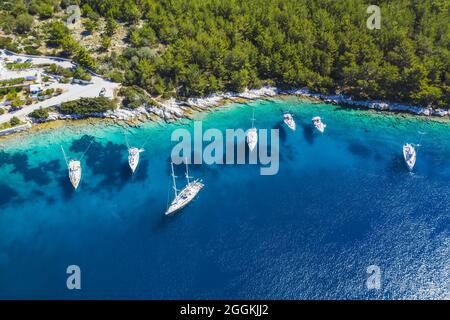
[29,84,42,92]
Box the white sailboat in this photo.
[68,160,82,189]
[246,110,257,151]
[125,132,144,173]
[312,116,326,133]
[165,160,204,216]
[403,143,416,171]
[128,147,144,173]
[61,146,82,189]
[283,113,296,131]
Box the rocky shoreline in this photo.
[2,86,448,137]
[293,89,449,117]
[126,87,446,119]
[39,86,450,122]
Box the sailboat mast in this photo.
[185,157,191,185]
[61,146,69,167]
[171,162,178,197]
[124,131,130,149]
[251,109,255,128]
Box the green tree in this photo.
[11,99,25,109]
[81,3,95,17]
[83,19,96,34]
[75,47,96,70]
[100,34,112,51]
[59,97,116,115]
[37,3,53,19]
[61,35,79,56]
[15,13,34,34]
[29,108,50,119]
[73,66,92,81]
[6,90,17,101]
[122,1,141,24]
[229,69,250,93]
[10,116,21,126]
[0,14,16,34]
[48,21,70,47]
[11,1,27,16]
[106,17,118,36]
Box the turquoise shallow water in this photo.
[0,96,449,299]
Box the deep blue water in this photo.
[0,97,449,299]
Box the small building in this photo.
[29,84,42,94]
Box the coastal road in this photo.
[0,50,73,81]
[0,50,120,125]
[0,77,119,125]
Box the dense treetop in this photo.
[0,0,448,108]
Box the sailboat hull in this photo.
[246,128,258,151]
[128,148,144,173]
[403,144,416,171]
[312,117,326,133]
[68,160,82,189]
[313,123,326,133]
[283,114,296,131]
[165,180,204,216]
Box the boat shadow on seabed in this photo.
[386,154,424,178]
[300,122,316,145]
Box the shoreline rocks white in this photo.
[30,86,450,124]
[286,88,449,117]
[6,85,449,137]
[0,122,32,136]
[146,86,449,118]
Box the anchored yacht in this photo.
[61,143,92,190]
[128,147,144,173]
[283,113,296,131]
[165,161,204,216]
[246,111,257,151]
[62,146,82,189]
[403,143,416,171]
[312,116,326,133]
[68,160,82,189]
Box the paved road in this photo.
[0,50,120,124]
[0,50,73,81]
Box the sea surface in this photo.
[0,97,449,299]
